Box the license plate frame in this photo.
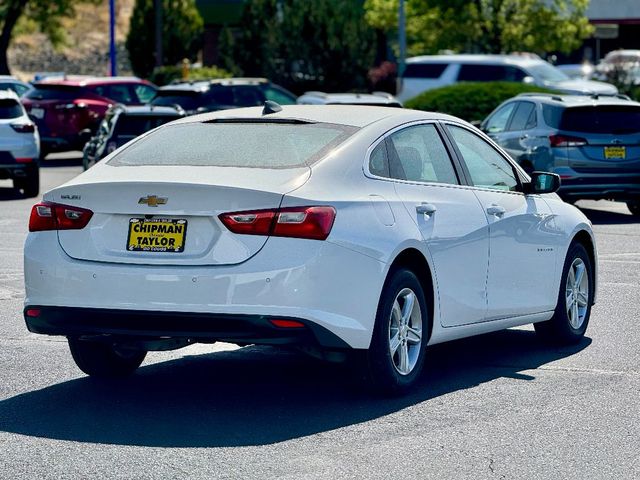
[126,218,187,253]
[604,146,626,160]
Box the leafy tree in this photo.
[220,0,377,93]
[0,0,99,75]
[126,0,203,79]
[364,0,594,56]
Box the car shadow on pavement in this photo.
[0,329,590,448]
[0,186,24,200]
[579,207,637,225]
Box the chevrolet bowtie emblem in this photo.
[138,195,168,207]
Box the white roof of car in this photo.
[297,91,402,106]
[176,104,452,128]
[406,54,545,67]
[0,89,20,100]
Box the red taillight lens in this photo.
[15,157,33,163]
[10,123,35,133]
[270,319,305,328]
[549,134,588,147]
[219,206,336,240]
[29,202,93,232]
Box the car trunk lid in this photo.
[48,165,311,266]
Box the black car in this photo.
[150,78,297,114]
[82,104,185,170]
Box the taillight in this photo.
[10,123,35,133]
[219,206,336,240]
[29,202,93,232]
[549,134,587,147]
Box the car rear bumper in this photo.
[559,181,640,201]
[24,306,350,349]
[24,232,386,349]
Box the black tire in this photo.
[68,337,146,378]
[358,268,429,395]
[534,242,593,344]
[626,200,640,217]
[13,166,40,198]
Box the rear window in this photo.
[108,122,358,168]
[0,99,23,119]
[544,104,640,134]
[151,93,203,111]
[403,63,448,79]
[25,85,83,101]
[113,115,180,137]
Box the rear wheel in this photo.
[68,337,146,377]
[626,200,640,216]
[535,242,593,344]
[359,268,428,395]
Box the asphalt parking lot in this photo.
[0,156,638,479]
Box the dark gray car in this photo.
[481,93,640,215]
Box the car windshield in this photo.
[526,62,570,83]
[24,85,83,100]
[113,115,180,137]
[151,93,202,111]
[108,122,358,168]
[0,99,23,119]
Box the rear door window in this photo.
[508,101,536,131]
[458,64,509,81]
[0,99,23,119]
[386,124,459,185]
[403,63,448,79]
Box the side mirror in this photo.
[523,171,561,194]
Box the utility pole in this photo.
[155,0,163,67]
[398,0,406,78]
[109,0,117,76]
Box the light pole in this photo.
[398,0,406,77]
[155,0,163,67]
[109,0,116,76]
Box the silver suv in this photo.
[481,93,640,215]
[397,54,617,102]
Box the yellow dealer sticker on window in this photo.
[126,218,187,252]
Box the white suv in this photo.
[397,54,618,102]
[0,90,40,197]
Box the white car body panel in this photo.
[24,105,597,352]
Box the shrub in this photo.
[149,65,232,86]
[405,82,556,122]
[127,0,203,79]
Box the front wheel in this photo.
[13,166,39,198]
[68,338,147,377]
[627,200,640,216]
[535,242,593,344]
[359,268,429,395]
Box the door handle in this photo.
[486,204,506,217]
[416,203,437,215]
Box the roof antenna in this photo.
[262,100,282,115]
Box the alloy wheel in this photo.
[388,287,423,375]
[566,258,589,329]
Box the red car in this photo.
[21,76,157,158]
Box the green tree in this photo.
[220,0,377,93]
[0,0,99,75]
[364,0,594,56]
[126,0,203,79]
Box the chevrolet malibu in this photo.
[23,104,597,394]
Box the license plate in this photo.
[126,218,187,253]
[30,107,44,119]
[604,146,626,159]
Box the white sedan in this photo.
[23,104,596,394]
